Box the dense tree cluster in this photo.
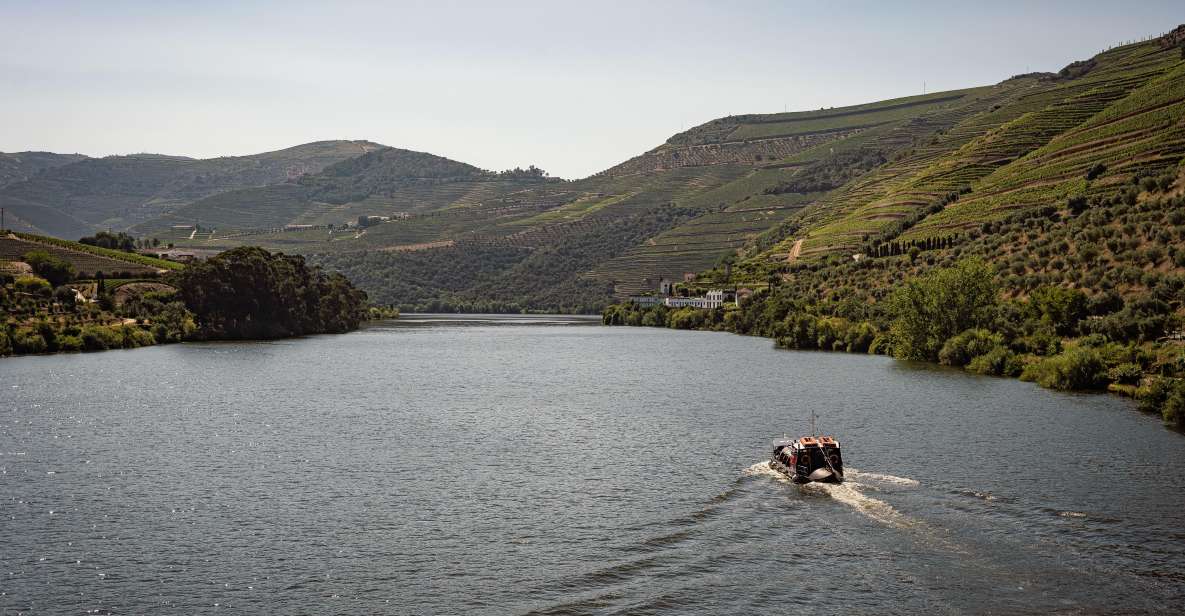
[765,150,887,195]
[173,246,367,339]
[22,251,75,286]
[3,245,370,356]
[79,231,137,252]
[497,165,549,179]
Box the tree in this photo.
[172,246,368,339]
[888,258,999,361]
[15,275,52,297]
[53,285,77,308]
[78,231,136,252]
[1028,286,1087,335]
[22,251,75,286]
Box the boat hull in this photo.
[768,459,843,484]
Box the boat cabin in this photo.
[770,435,844,484]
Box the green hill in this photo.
[14,25,1185,315]
[132,147,563,235]
[0,151,88,189]
[0,140,383,239]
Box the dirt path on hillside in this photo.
[787,239,803,263]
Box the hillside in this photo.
[143,87,1022,309]
[0,231,181,276]
[0,140,383,239]
[131,146,561,235]
[743,36,1185,265]
[0,151,88,189]
[592,29,1185,426]
[13,25,1185,315]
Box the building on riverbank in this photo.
[627,295,663,307]
[664,290,729,309]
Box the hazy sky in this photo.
[2,1,1181,178]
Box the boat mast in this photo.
[809,410,817,436]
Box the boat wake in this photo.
[745,461,915,528]
[847,468,920,487]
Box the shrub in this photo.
[939,329,1004,367]
[1020,346,1108,391]
[967,346,1024,377]
[80,325,122,351]
[641,309,665,327]
[56,335,83,352]
[1122,187,1139,206]
[121,326,156,348]
[53,285,77,308]
[14,275,52,296]
[667,308,706,330]
[22,251,75,286]
[1163,385,1185,430]
[0,330,11,356]
[1014,328,1062,356]
[12,327,47,354]
[868,334,892,356]
[1108,362,1144,385]
[1138,378,1185,430]
[1028,286,1087,335]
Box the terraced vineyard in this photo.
[588,193,816,295]
[740,35,1185,269]
[1,233,178,276]
[905,57,1185,239]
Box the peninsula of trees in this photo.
[1,235,372,356]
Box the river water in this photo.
[2,314,1184,614]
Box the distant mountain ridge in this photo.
[0,140,384,238]
[131,146,562,235]
[0,151,88,189]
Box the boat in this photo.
[768,412,844,484]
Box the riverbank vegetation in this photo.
[603,181,1185,430]
[2,244,373,357]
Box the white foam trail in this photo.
[846,469,920,487]
[745,461,912,528]
[804,482,911,528]
[743,461,789,481]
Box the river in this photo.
[2,314,1184,614]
